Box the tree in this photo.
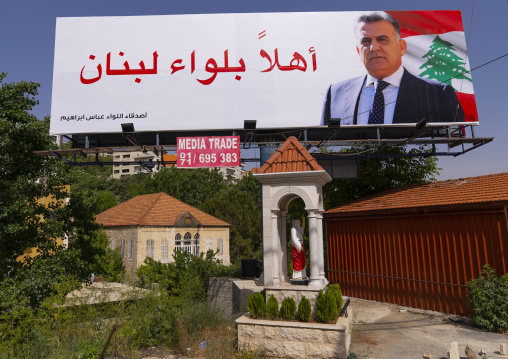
[419,35,472,89]
[0,73,74,278]
[62,152,121,214]
[138,166,226,208]
[200,186,262,263]
[322,145,439,210]
[109,172,149,203]
[0,73,118,306]
[136,250,236,301]
[235,172,262,207]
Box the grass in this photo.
[0,285,265,359]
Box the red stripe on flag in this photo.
[386,11,464,38]
[456,92,479,123]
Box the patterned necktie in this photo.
[368,80,390,124]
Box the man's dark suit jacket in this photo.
[321,69,465,125]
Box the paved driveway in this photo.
[349,298,508,359]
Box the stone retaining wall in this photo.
[236,310,352,358]
[208,278,263,315]
[208,277,234,315]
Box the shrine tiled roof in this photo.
[257,136,324,174]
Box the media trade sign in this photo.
[50,11,477,135]
[177,136,240,168]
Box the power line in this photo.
[461,0,476,94]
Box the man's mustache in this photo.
[369,53,386,60]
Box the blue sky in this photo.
[1,0,507,180]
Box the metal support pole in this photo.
[99,325,118,359]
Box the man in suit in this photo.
[321,11,464,126]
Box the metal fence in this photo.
[325,208,508,316]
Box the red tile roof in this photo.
[244,167,260,174]
[96,192,229,227]
[257,136,324,174]
[326,172,508,215]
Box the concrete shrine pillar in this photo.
[317,211,327,284]
[307,210,320,286]
[271,209,281,286]
[279,209,289,282]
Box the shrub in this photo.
[266,295,279,320]
[467,264,508,332]
[297,296,311,322]
[280,298,297,320]
[315,289,337,323]
[247,292,266,319]
[327,283,343,315]
[136,250,233,301]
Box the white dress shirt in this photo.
[356,65,404,125]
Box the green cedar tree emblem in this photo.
[418,35,472,90]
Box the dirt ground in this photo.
[349,297,508,359]
[138,347,187,359]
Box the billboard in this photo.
[50,11,477,135]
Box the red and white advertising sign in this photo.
[177,136,240,168]
[50,11,477,135]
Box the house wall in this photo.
[325,207,508,316]
[104,225,230,274]
[103,227,139,273]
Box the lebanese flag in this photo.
[387,11,478,123]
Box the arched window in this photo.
[161,239,169,259]
[217,238,224,256]
[110,240,115,250]
[146,239,154,258]
[183,232,192,254]
[128,240,133,259]
[175,233,182,251]
[121,239,125,258]
[193,233,200,255]
[206,238,213,252]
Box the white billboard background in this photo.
[50,11,472,135]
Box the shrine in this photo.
[254,137,331,299]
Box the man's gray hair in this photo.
[354,11,401,41]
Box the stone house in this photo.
[96,192,230,273]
